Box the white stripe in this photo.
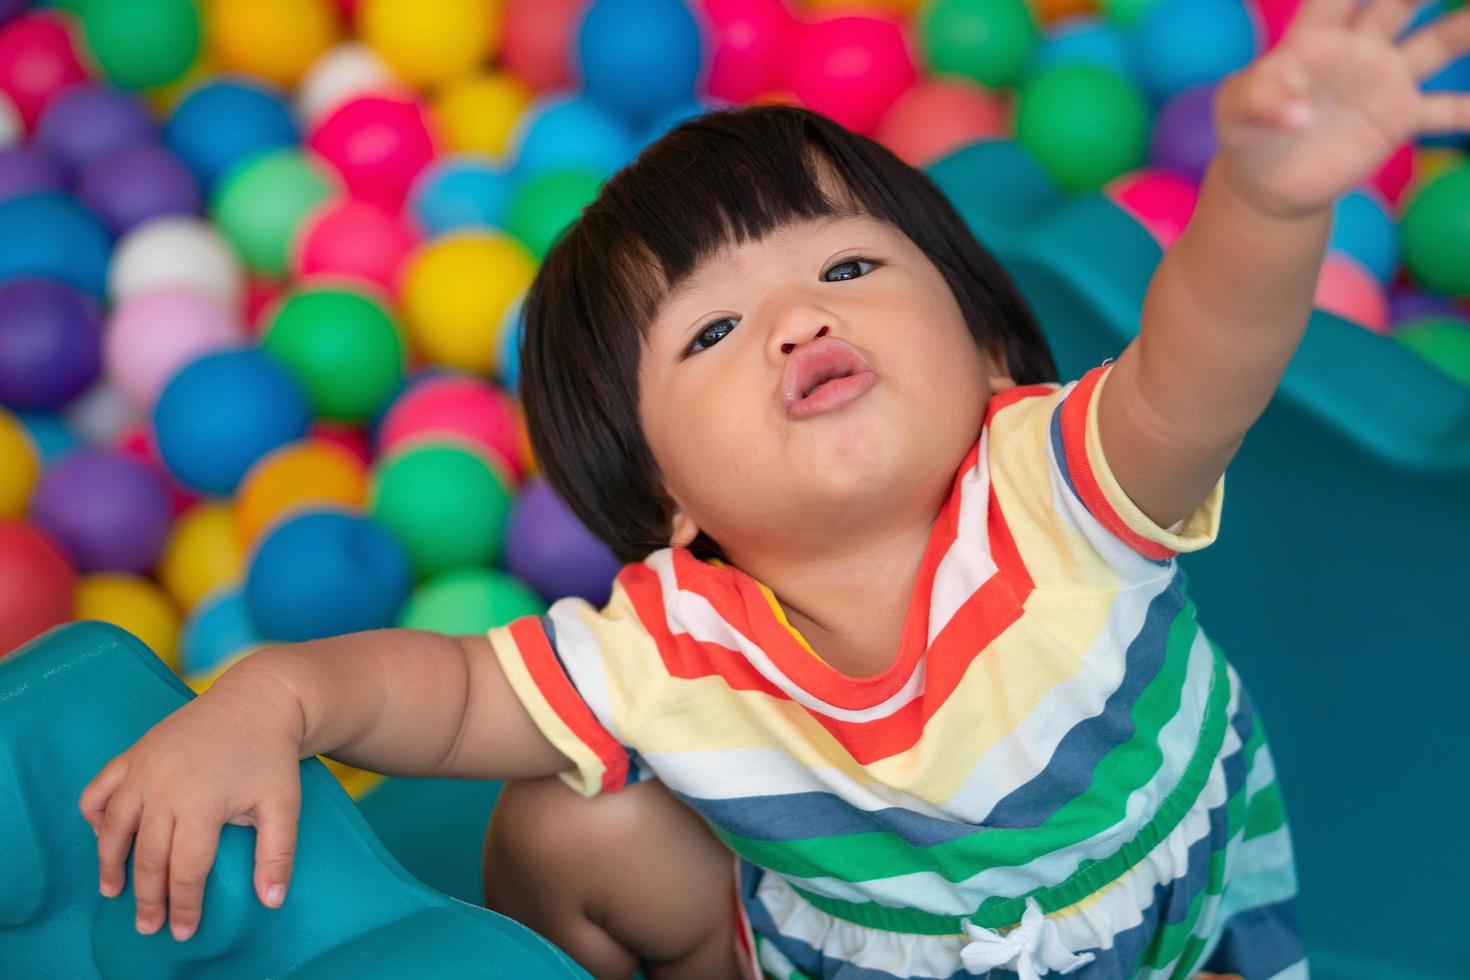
[927,426,999,644]
[545,596,623,742]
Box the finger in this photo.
[131,807,175,935]
[167,815,221,942]
[1418,93,1470,133]
[1225,63,1315,132]
[252,794,300,909]
[1354,0,1419,38]
[1402,7,1470,79]
[1293,0,1360,28]
[95,789,142,900]
[79,755,130,836]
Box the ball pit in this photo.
[163,79,298,192]
[261,286,406,421]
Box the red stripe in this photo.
[508,618,628,793]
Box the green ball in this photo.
[370,444,514,579]
[262,287,406,422]
[77,0,200,90]
[395,567,547,634]
[920,0,1038,89]
[1395,315,1470,387]
[1401,165,1470,298]
[507,169,603,259]
[1015,65,1150,193]
[212,149,334,277]
[1102,0,1164,28]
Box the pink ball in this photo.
[307,95,438,213]
[294,198,417,295]
[1314,252,1389,333]
[876,78,1009,167]
[785,13,917,136]
[1370,143,1414,209]
[696,0,793,104]
[105,290,247,409]
[0,12,89,131]
[502,0,582,93]
[1106,169,1200,250]
[1249,0,1301,50]
[377,375,526,483]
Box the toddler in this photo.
[82,2,1470,976]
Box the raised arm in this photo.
[1097,0,1470,530]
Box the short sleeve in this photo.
[486,575,670,797]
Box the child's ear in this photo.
[989,375,1017,393]
[668,509,701,550]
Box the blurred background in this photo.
[0,0,1465,976]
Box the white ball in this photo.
[0,91,19,148]
[109,216,245,309]
[295,42,406,128]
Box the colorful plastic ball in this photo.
[0,12,90,130]
[396,566,546,634]
[370,443,514,577]
[921,0,1038,89]
[1131,0,1257,104]
[159,500,243,613]
[578,0,702,124]
[501,0,581,93]
[0,192,112,296]
[400,232,536,374]
[1015,64,1150,192]
[1370,143,1415,209]
[1395,315,1470,387]
[76,0,200,90]
[377,375,526,482]
[77,142,202,235]
[698,0,793,104]
[181,586,261,675]
[505,478,622,606]
[511,94,639,181]
[245,509,412,642]
[1313,252,1389,332]
[308,95,437,213]
[1389,285,1464,327]
[432,71,534,159]
[409,157,514,235]
[1147,82,1217,184]
[75,572,182,667]
[1249,0,1299,49]
[262,286,406,421]
[153,348,312,495]
[1106,168,1198,249]
[34,84,154,177]
[0,146,66,201]
[506,169,603,259]
[162,79,298,192]
[29,449,171,573]
[104,288,244,409]
[235,438,369,548]
[109,215,244,308]
[359,0,491,89]
[786,14,916,136]
[295,41,402,127]
[1401,164,1470,297]
[211,148,336,278]
[0,278,102,410]
[498,299,525,392]
[639,98,712,146]
[208,0,341,88]
[293,198,416,294]
[1028,15,1136,83]
[876,78,1009,167]
[16,410,78,462]
[1327,189,1398,285]
[0,406,37,517]
[0,519,75,657]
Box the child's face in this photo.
[638,213,1010,558]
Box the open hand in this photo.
[1214,0,1470,217]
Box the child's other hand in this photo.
[1214,0,1470,217]
[77,681,305,943]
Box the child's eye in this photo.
[823,257,879,281]
[687,316,736,355]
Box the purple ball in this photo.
[76,143,202,235]
[1149,82,1219,185]
[0,0,26,27]
[1389,286,1469,328]
[35,85,155,178]
[29,449,172,574]
[505,478,622,607]
[0,278,103,410]
[0,147,67,203]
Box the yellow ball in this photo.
[432,71,533,159]
[360,0,501,89]
[208,0,341,87]
[160,502,245,613]
[75,574,182,671]
[401,233,536,375]
[0,408,38,519]
[235,439,369,548]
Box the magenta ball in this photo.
[105,289,245,408]
[77,142,202,235]
[294,198,417,294]
[1107,168,1199,249]
[0,146,66,202]
[307,95,437,214]
[28,449,171,574]
[785,14,917,136]
[1149,82,1218,185]
[376,375,525,483]
[0,277,102,410]
[506,478,621,606]
[34,84,154,177]
[699,0,793,104]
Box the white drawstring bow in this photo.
[959,898,1096,979]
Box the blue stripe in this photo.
[675,790,982,847]
[1197,898,1306,977]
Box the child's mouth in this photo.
[786,370,878,420]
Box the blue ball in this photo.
[512,94,639,181]
[1131,0,1257,105]
[409,157,514,236]
[163,80,298,192]
[578,0,703,125]
[1329,190,1399,284]
[16,411,78,463]
[153,348,312,496]
[0,193,113,297]
[499,300,525,393]
[639,98,713,148]
[1029,16,1137,85]
[182,586,264,674]
[245,510,413,642]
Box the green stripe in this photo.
[717,597,1206,888]
[1244,780,1287,841]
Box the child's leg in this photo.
[482,775,740,980]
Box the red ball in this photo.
[377,376,526,484]
[784,13,917,136]
[696,0,793,104]
[0,519,76,657]
[876,78,1009,167]
[1315,252,1389,333]
[501,0,582,93]
[0,12,89,131]
[294,198,418,295]
[307,95,438,214]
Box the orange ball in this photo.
[234,439,369,548]
[1031,0,1098,22]
[876,79,1010,167]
